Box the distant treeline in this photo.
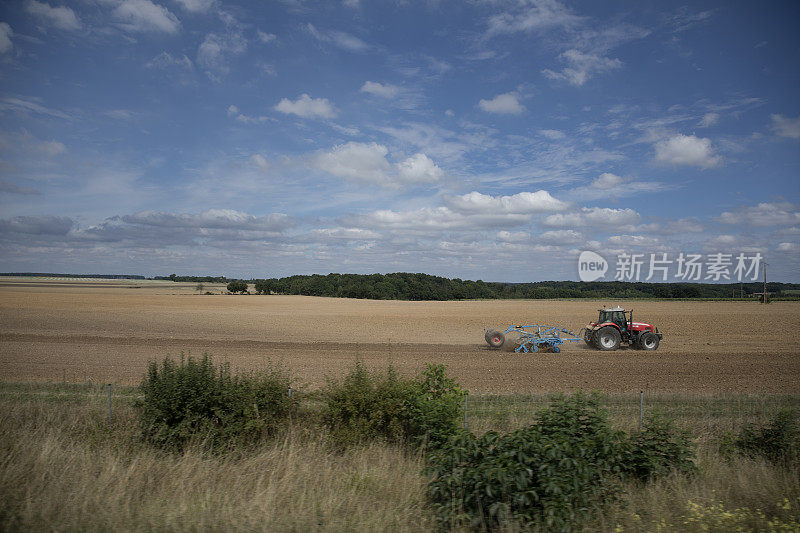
[0,272,146,280]
[239,272,800,301]
[153,274,229,283]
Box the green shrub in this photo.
[425,392,697,531]
[626,413,696,480]
[732,410,799,464]
[323,362,465,448]
[137,354,295,450]
[227,280,248,294]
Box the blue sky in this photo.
[0,0,798,282]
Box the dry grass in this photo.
[1,384,798,532]
[0,390,430,532]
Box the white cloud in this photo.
[543,206,641,228]
[542,49,622,86]
[360,81,400,99]
[257,30,276,43]
[25,0,82,31]
[249,154,270,172]
[174,0,216,13]
[590,172,623,188]
[777,242,797,252]
[770,114,800,140]
[444,190,568,214]
[112,0,180,34]
[309,227,381,240]
[654,134,721,168]
[305,23,369,52]
[121,209,294,231]
[342,206,532,232]
[478,92,525,114]
[146,51,193,69]
[540,229,584,244]
[607,234,659,248]
[396,153,444,184]
[274,94,337,119]
[0,96,70,119]
[486,0,582,36]
[313,142,392,184]
[539,129,565,140]
[197,31,246,79]
[0,23,13,54]
[699,112,719,127]
[497,230,530,243]
[719,202,800,227]
[0,215,74,235]
[37,140,66,156]
[227,104,270,124]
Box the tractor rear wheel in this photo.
[639,331,659,351]
[486,330,505,348]
[596,326,621,351]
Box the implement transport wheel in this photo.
[639,331,660,351]
[485,330,505,348]
[596,326,621,351]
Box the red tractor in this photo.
[582,307,662,351]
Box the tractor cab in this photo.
[596,307,629,331]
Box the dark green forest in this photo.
[242,272,798,301]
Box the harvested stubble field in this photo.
[1,277,799,394]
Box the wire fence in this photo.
[2,382,799,437]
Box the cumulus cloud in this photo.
[478,92,525,114]
[0,215,74,235]
[444,190,568,214]
[274,94,337,119]
[396,153,444,184]
[542,49,622,86]
[112,0,180,34]
[25,0,82,31]
[654,134,720,168]
[227,104,270,124]
[719,202,800,227]
[590,172,623,188]
[305,23,369,52]
[312,142,444,187]
[360,81,400,99]
[0,23,12,54]
[543,206,641,228]
[497,230,530,243]
[770,114,800,140]
[340,206,532,232]
[257,30,276,43]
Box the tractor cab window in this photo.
[611,311,627,327]
[598,311,608,323]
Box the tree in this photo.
[227,280,248,294]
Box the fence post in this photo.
[107,383,112,425]
[463,394,468,430]
[287,387,292,398]
[638,390,644,433]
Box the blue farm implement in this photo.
[484,325,582,354]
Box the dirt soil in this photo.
[1,278,799,393]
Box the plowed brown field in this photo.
[1,278,799,393]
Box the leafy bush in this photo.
[731,410,799,465]
[227,280,248,294]
[426,392,697,531]
[323,361,465,448]
[138,354,295,450]
[626,413,696,480]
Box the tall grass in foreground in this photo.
[1,385,798,531]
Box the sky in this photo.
[0,0,798,282]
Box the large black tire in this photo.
[583,329,593,345]
[595,326,621,351]
[639,331,660,351]
[485,330,505,348]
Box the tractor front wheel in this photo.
[596,326,621,351]
[639,331,660,351]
